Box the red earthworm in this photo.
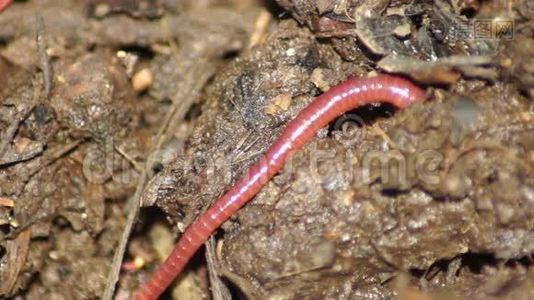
[0,0,11,13]
[135,74,427,299]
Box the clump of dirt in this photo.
[0,0,260,298]
[0,0,533,299]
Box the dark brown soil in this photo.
[0,0,532,299]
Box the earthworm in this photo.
[0,0,11,13]
[135,74,427,299]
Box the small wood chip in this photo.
[265,93,292,115]
[0,196,15,207]
[249,10,272,48]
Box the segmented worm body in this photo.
[135,74,426,299]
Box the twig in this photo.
[0,116,24,160]
[206,236,232,300]
[0,14,51,165]
[0,229,31,296]
[102,169,148,300]
[3,140,83,239]
[102,94,194,299]
[0,142,44,166]
[114,145,143,172]
[216,239,262,300]
[0,77,42,164]
[103,9,244,296]
[35,15,52,99]
[102,44,216,300]
[26,139,82,179]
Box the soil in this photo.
[0,0,533,299]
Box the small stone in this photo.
[94,3,111,18]
[14,137,32,154]
[132,68,153,93]
[393,23,412,38]
[286,48,296,56]
[443,172,471,198]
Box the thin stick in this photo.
[206,236,232,300]
[102,21,217,297]
[35,15,53,99]
[101,99,181,300]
